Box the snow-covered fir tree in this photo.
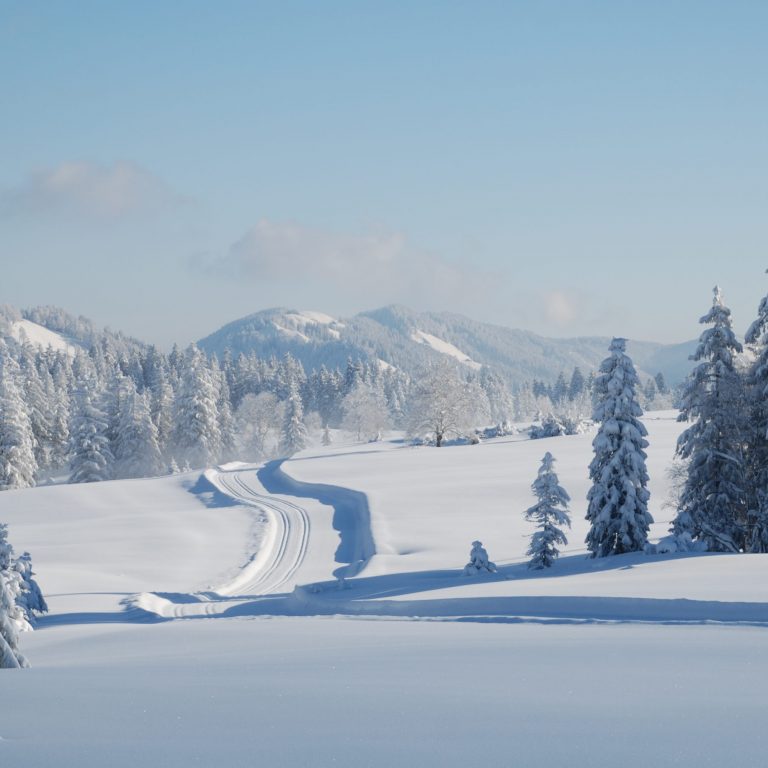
[0,524,29,668]
[0,360,38,490]
[215,365,237,463]
[171,346,222,469]
[280,381,308,456]
[525,452,571,569]
[0,568,28,668]
[17,344,53,468]
[114,384,163,479]
[673,287,747,551]
[569,367,586,401]
[585,338,653,557]
[12,552,47,623]
[745,273,768,552]
[69,387,114,483]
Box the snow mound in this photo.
[411,330,482,370]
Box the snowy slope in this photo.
[410,329,482,369]
[2,411,768,767]
[8,319,80,355]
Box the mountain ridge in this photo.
[197,304,697,386]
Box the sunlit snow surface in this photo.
[2,411,768,768]
[9,319,79,356]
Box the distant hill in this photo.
[197,305,698,386]
[0,304,146,357]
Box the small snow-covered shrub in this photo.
[463,541,497,576]
[529,414,588,440]
[478,422,516,440]
[645,532,708,555]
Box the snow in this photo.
[296,310,343,326]
[411,329,483,370]
[271,321,310,343]
[2,410,768,766]
[283,311,344,339]
[8,320,79,356]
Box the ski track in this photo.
[131,465,311,619]
[125,462,768,629]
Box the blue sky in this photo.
[1,0,767,347]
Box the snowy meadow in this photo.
[1,405,768,767]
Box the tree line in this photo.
[0,331,521,489]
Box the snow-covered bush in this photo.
[529,413,588,439]
[478,423,516,440]
[645,532,708,555]
[463,540,497,576]
[0,525,31,668]
[13,552,47,622]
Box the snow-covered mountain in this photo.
[197,305,697,385]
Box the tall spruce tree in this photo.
[114,385,163,479]
[280,381,308,456]
[525,452,571,569]
[745,273,768,551]
[0,361,38,490]
[69,388,114,483]
[586,338,653,557]
[673,287,747,551]
[171,346,222,469]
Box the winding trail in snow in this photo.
[124,461,768,629]
[129,459,374,620]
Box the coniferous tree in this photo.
[568,367,586,401]
[215,367,237,463]
[552,372,568,405]
[280,381,308,456]
[0,524,29,668]
[12,552,47,622]
[114,385,163,479]
[0,361,38,490]
[586,338,653,557]
[673,288,746,551]
[745,276,768,551]
[69,388,114,483]
[171,346,222,469]
[18,344,53,468]
[525,452,571,569]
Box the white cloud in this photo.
[216,219,493,306]
[543,290,577,327]
[0,162,184,219]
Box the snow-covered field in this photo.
[2,411,768,767]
